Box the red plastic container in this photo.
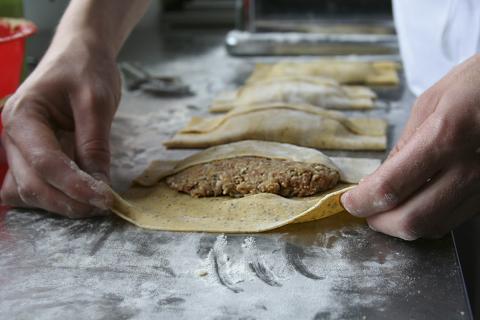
[0,18,36,184]
[0,18,36,101]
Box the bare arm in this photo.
[54,0,151,58]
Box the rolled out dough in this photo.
[111,141,381,233]
[210,76,377,113]
[165,103,387,151]
[246,60,400,85]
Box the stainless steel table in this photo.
[0,29,472,319]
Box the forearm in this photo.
[49,0,151,58]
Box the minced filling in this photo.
[165,156,340,198]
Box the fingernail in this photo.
[368,223,377,232]
[92,172,110,185]
[340,191,366,218]
[89,179,113,210]
[340,191,361,216]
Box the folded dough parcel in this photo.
[112,141,380,233]
[210,76,378,113]
[246,60,400,85]
[165,103,387,151]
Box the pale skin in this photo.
[2,1,479,239]
[341,54,480,240]
[1,0,150,217]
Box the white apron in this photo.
[393,0,480,95]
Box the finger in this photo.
[3,103,112,209]
[0,171,26,207]
[366,165,477,240]
[2,135,107,218]
[341,116,445,217]
[72,88,115,184]
[388,91,440,159]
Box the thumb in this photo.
[72,91,115,184]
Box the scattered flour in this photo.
[0,38,457,320]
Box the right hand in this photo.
[341,54,480,240]
[1,36,121,218]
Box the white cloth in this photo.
[393,0,480,96]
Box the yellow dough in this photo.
[246,60,400,85]
[164,103,387,151]
[210,76,377,113]
[111,141,381,232]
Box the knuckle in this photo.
[79,139,111,166]
[78,86,113,111]
[17,184,38,205]
[2,94,43,136]
[371,178,400,211]
[397,215,424,241]
[80,138,110,156]
[429,114,460,146]
[3,92,31,115]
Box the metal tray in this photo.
[226,30,398,56]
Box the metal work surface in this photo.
[0,30,472,319]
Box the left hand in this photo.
[0,36,120,218]
[341,54,480,240]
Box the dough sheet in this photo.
[112,141,381,232]
[246,60,400,85]
[165,103,387,151]
[210,76,377,113]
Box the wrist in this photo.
[49,0,150,60]
[48,0,118,60]
[44,30,116,68]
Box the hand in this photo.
[341,54,480,240]
[1,36,121,218]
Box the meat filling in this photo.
[165,156,340,198]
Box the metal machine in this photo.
[227,0,398,56]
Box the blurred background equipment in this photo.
[162,0,236,28]
[228,0,397,56]
[120,62,192,96]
